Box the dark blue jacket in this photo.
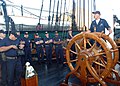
[1,37,19,57]
[90,18,111,33]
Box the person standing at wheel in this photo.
[87,11,112,34]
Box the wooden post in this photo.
[21,75,38,86]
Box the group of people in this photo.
[0,30,72,86]
[34,31,66,64]
[0,10,112,86]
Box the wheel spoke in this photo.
[69,49,78,55]
[63,47,78,55]
[64,59,78,64]
[86,39,92,47]
[91,66,100,77]
[93,52,106,57]
[93,61,106,68]
[87,61,107,85]
[83,36,87,50]
[89,41,97,51]
[99,56,107,65]
[75,42,82,51]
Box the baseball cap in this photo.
[24,32,28,35]
[55,31,58,33]
[35,33,39,36]
[11,32,18,38]
[0,30,5,34]
[45,31,48,34]
[55,31,58,35]
[92,11,101,15]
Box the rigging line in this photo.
[48,0,52,26]
[83,0,85,27]
[58,0,63,26]
[61,0,66,39]
[6,0,14,4]
[51,0,56,31]
[23,8,39,17]
[72,0,76,30]
[6,0,45,16]
[76,0,78,28]
[91,0,93,22]
[55,0,59,25]
[93,0,96,11]
[8,4,61,14]
[67,0,71,25]
[12,5,39,17]
[8,3,39,17]
[11,6,28,15]
[39,0,44,24]
[13,6,39,17]
[7,4,41,11]
[88,0,90,30]
[79,0,81,30]
[64,0,71,40]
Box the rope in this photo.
[50,0,56,31]
[88,0,90,30]
[39,0,44,24]
[55,0,59,25]
[48,0,52,28]
[79,0,81,30]
[83,0,85,27]
[58,0,63,26]
[12,5,39,17]
[61,0,66,39]
[93,0,96,11]
[76,0,78,27]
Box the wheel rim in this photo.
[66,32,113,84]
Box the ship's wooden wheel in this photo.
[61,32,120,86]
